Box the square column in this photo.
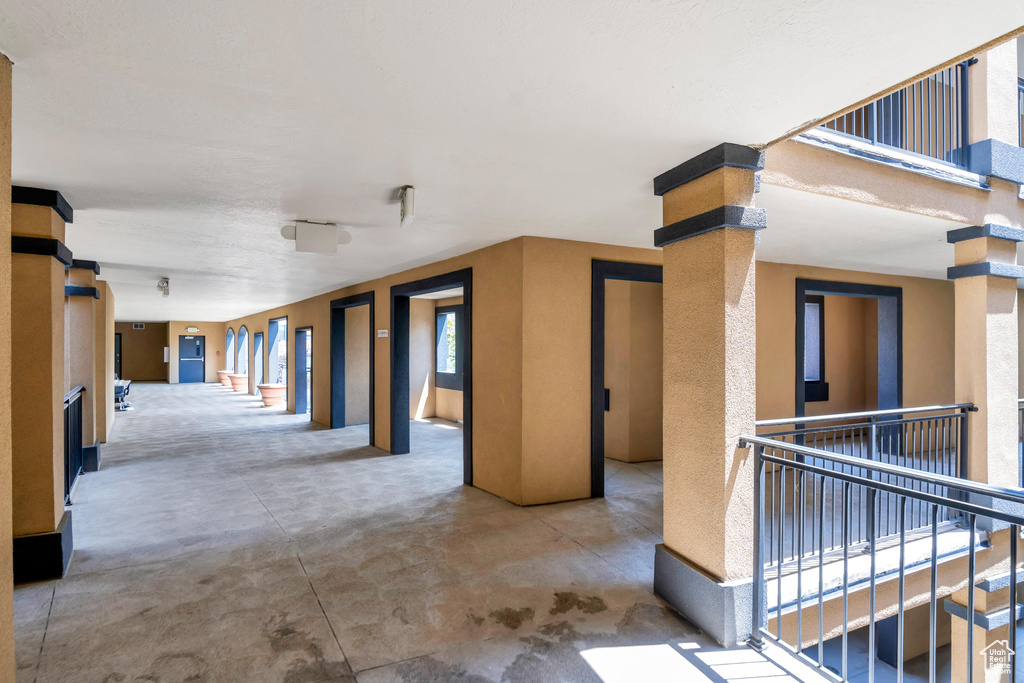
[947,225,1024,488]
[11,187,76,582]
[68,260,101,470]
[651,143,765,645]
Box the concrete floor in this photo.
[14,383,827,683]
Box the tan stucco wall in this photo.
[604,280,663,462]
[344,306,370,425]
[67,268,97,446]
[0,55,14,682]
[409,299,436,419]
[114,322,168,381]
[95,281,115,442]
[11,205,65,538]
[756,262,955,420]
[167,321,226,384]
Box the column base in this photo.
[653,544,752,646]
[14,510,73,583]
[83,439,101,472]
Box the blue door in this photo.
[179,335,205,383]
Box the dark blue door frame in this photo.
[330,291,375,445]
[794,278,903,418]
[390,269,472,486]
[294,326,312,417]
[590,260,663,499]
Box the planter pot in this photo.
[217,370,233,387]
[257,384,286,407]
[229,374,249,392]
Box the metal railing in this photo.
[744,434,1024,683]
[1018,78,1023,147]
[822,61,971,167]
[64,385,84,504]
[1018,399,1023,486]
[756,404,973,565]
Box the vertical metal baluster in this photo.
[751,446,765,651]
[898,496,907,683]
[818,474,825,668]
[967,513,977,683]
[1011,523,1018,683]
[930,504,938,683]
[791,463,797,563]
[797,469,804,651]
[778,465,784,639]
[843,481,851,681]
[868,487,877,683]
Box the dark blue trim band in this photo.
[11,186,73,224]
[944,599,1024,631]
[654,205,766,248]
[967,138,1024,185]
[11,236,73,266]
[947,262,1024,280]
[65,286,100,299]
[947,224,1024,244]
[653,143,764,197]
[70,259,100,275]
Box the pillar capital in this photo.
[11,186,73,223]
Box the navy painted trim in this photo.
[391,269,473,485]
[11,235,73,266]
[967,138,1024,184]
[13,510,73,583]
[70,259,100,274]
[947,262,1024,280]
[947,224,1024,244]
[83,440,101,472]
[12,186,73,223]
[591,260,663,498]
[795,279,903,420]
[329,291,375,445]
[944,599,1024,631]
[654,205,766,248]
[65,285,99,299]
[294,326,313,417]
[653,143,764,197]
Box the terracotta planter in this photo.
[257,384,286,407]
[217,370,233,387]
[229,374,249,392]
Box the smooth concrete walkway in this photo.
[14,383,827,683]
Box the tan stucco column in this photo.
[947,225,1023,488]
[651,143,765,646]
[68,261,101,470]
[0,53,15,683]
[11,187,76,582]
[947,578,1017,683]
[95,280,115,444]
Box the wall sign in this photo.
[377,329,389,338]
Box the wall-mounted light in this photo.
[399,185,415,228]
[156,278,169,298]
[280,220,352,254]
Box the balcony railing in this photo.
[64,385,84,503]
[743,433,1024,683]
[756,404,973,565]
[821,61,971,167]
[1018,78,1023,147]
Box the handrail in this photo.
[63,385,85,403]
[741,434,1024,508]
[755,403,974,428]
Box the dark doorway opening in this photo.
[330,292,375,445]
[295,327,312,418]
[390,269,472,485]
[590,260,663,498]
[114,333,122,378]
[253,332,264,393]
[178,335,205,383]
[795,279,903,418]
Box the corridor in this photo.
[13,384,821,682]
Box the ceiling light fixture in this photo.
[280,220,352,254]
[156,278,170,298]
[398,185,415,228]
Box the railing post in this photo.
[869,415,879,467]
[959,406,969,481]
[749,443,765,651]
[867,100,878,144]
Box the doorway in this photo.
[330,292,374,444]
[390,269,472,485]
[590,260,663,498]
[253,332,264,394]
[295,327,312,418]
[237,326,249,379]
[268,317,288,404]
[114,333,122,378]
[178,335,205,383]
[795,279,902,417]
[226,328,235,373]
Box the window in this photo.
[804,295,829,402]
[435,305,462,391]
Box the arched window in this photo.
[237,326,249,376]
[226,328,235,373]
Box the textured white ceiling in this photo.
[2,1,1022,320]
